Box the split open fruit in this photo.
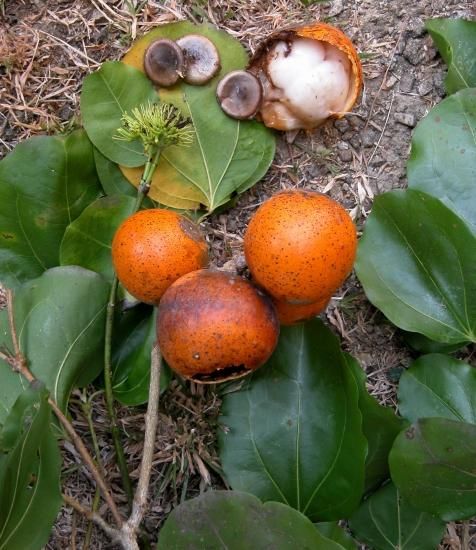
[112,209,208,304]
[244,190,357,306]
[157,269,279,383]
[247,22,362,130]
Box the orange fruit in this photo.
[273,295,330,325]
[244,190,356,304]
[157,269,279,383]
[112,209,208,304]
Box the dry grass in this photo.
[1,0,475,548]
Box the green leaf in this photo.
[81,61,157,167]
[389,418,476,521]
[218,319,366,521]
[425,18,476,94]
[60,195,136,281]
[315,522,357,550]
[355,189,476,344]
[344,354,406,493]
[349,482,445,550]
[112,305,170,406]
[121,22,276,212]
[398,353,476,424]
[157,490,345,549]
[0,385,62,550]
[407,88,476,229]
[401,330,469,354]
[0,131,101,288]
[0,267,109,425]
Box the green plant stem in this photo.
[134,147,162,210]
[103,146,162,510]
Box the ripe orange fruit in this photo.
[273,295,330,325]
[157,269,279,383]
[112,209,208,304]
[244,190,356,304]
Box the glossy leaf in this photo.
[407,88,476,229]
[112,305,170,406]
[0,385,61,550]
[81,61,157,167]
[60,195,136,281]
[349,482,445,550]
[389,418,476,521]
[315,522,357,550]
[401,330,469,354]
[355,190,476,344]
[345,354,405,493]
[425,18,476,94]
[121,22,276,212]
[0,267,109,425]
[157,490,344,549]
[398,353,476,424]
[219,319,366,521]
[0,131,101,288]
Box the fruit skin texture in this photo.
[244,190,357,304]
[157,270,279,383]
[112,209,208,304]
[273,295,330,325]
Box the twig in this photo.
[4,290,124,528]
[121,344,162,547]
[62,494,121,543]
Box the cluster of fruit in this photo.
[112,190,357,383]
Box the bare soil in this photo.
[1,0,475,548]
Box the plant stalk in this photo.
[102,146,162,508]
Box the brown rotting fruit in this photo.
[176,34,221,85]
[157,269,279,383]
[244,190,357,304]
[144,39,184,87]
[112,209,208,304]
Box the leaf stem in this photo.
[102,145,162,509]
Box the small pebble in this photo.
[394,112,416,127]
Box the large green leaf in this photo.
[315,523,357,550]
[81,61,157,167]
[401,330,469,354]
[60,195,136,281]
[219,319,366,521]
[355,190,476,344]
[407,88,476,229]
[389,417,476,521]
[0,131,101,288]
[112,305,170,406]
[120,22,276,212]
[349,482,445,550]
[0,385,61,550]
[345,354,405,493]
[0,267,109,425]
[398,353,476,424]
[157,490,345,549]
[425,18,476,94]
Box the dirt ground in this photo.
[1,0,475,548]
